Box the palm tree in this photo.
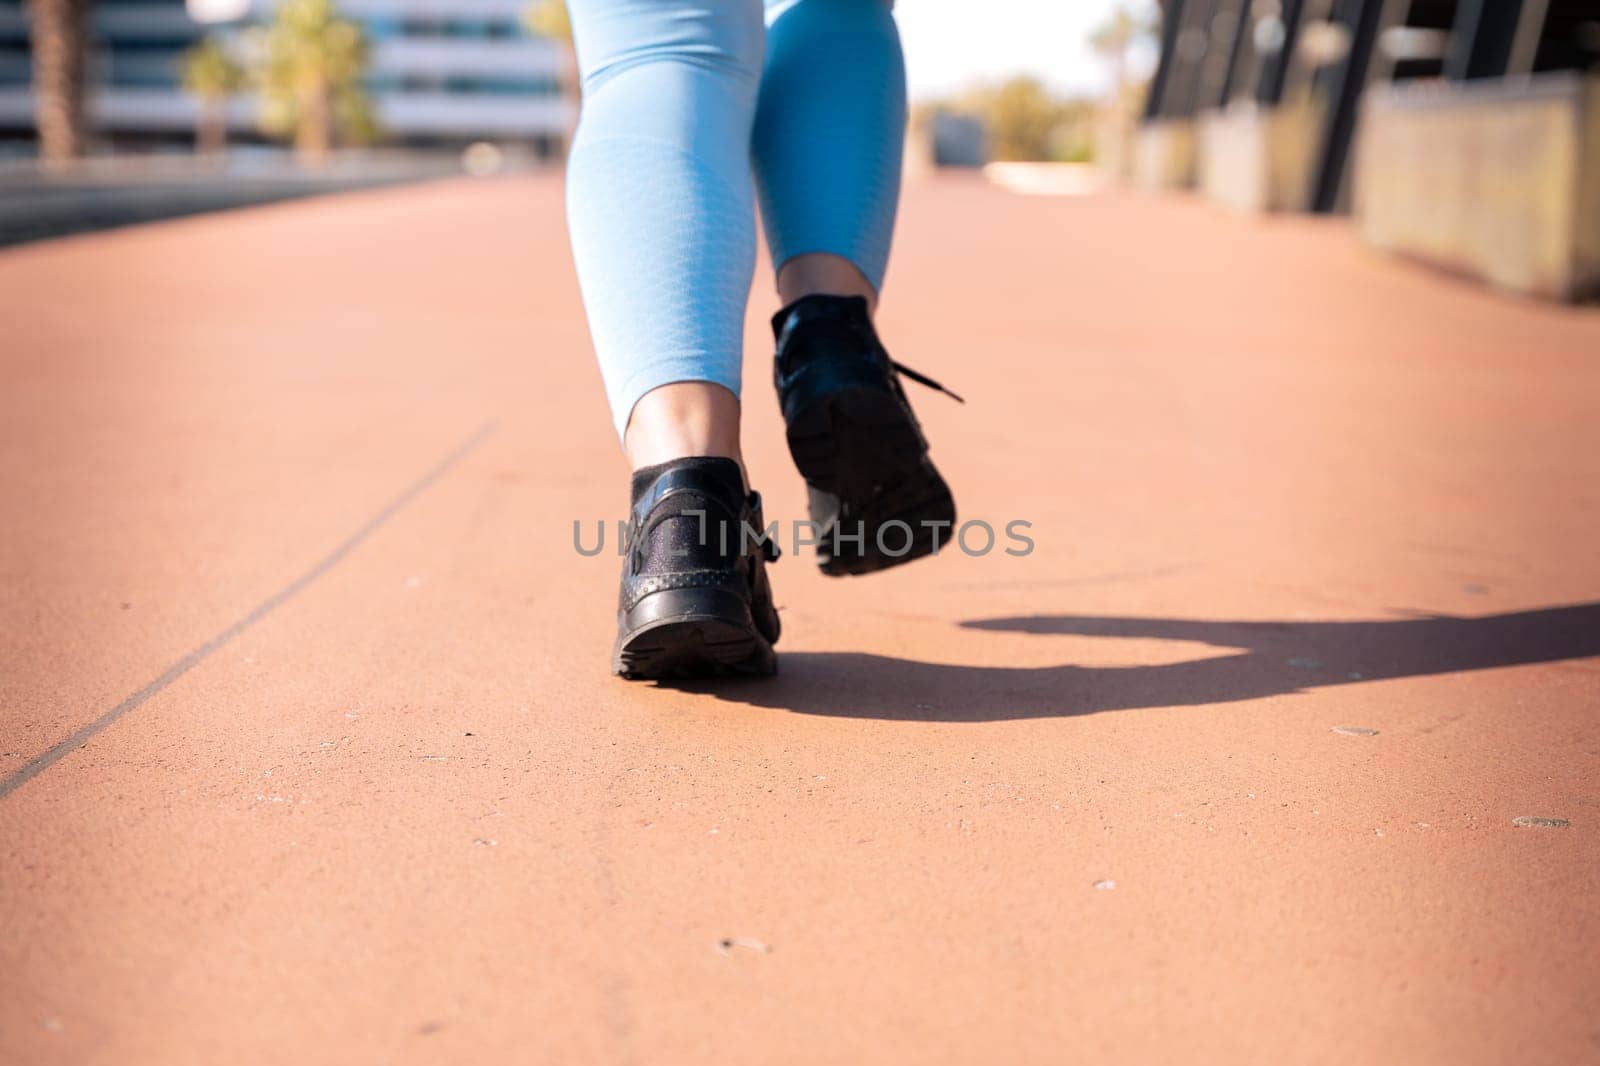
[1090,4,1156,107]
[978,77,1070,161]
[255,0,373,165]
[28,0,92,165]
[180,35,245,157]
[522,0,570,42]
[523,0,577,153]
[1089,3,1157,175]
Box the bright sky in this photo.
[894,0,1160,102]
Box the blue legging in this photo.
[564,0,907,437]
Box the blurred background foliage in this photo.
[522,0,572,42]
[178,35,244,156]
[918,5,1154,163]
[919,77,1099,163]
[252,0,376,160]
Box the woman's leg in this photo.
[751,2,955,578]
[564,0,764,464]
[752,0,907,305]
[566,0,781,680]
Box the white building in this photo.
[0,0,572,148]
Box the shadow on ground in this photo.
[685,603,1600,721]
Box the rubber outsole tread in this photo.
[613,616,777,680]
[785,386,956,577]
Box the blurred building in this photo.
[0,0,570,149]
[1137,0,1600,211]
[1135,0,1600,301]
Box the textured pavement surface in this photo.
[2,173,1597,1064]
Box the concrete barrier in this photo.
[1095,107,1138,183]
[1133,118,1197,190]
[1197,100,1325,213]
[1354,72,1600,301]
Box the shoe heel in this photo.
[613,587,776,679]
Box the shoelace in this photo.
[891,360,966,404]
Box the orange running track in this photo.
[2,173,1597,1064]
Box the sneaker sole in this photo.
[785,385,956,577]
[613,587,777,680]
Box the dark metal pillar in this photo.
[1168,0,1223,116]
[1308,0,1388,212]
[1144,0,1189,120]
[1444,0,1525,78]
[1214,0,1255,107]
[1256,0,1309,103]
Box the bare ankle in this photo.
[776,253,878,312]
[624,382,745,479]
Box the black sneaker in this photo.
[612,457,781,679]
[772,294,962,577]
